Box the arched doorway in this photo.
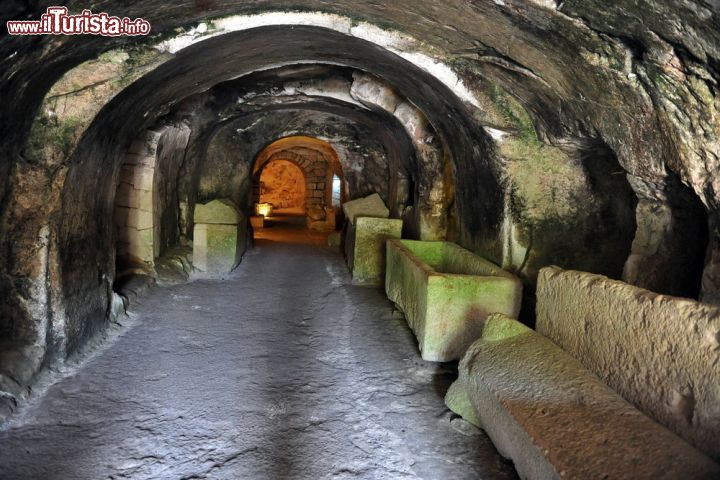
[252,136,346,244]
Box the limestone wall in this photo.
[114,124,191,270]
[115,129,162,266]
[259,160,306,210]
[536,266,720,460]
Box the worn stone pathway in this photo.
[0,241,516,479]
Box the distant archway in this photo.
[253,136,346,229]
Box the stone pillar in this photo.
[193,199,246,274]
[114,129,164,269]
[394,102,448,241]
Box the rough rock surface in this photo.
[193,223,246,275]
[0,243,516,480]
[193,199,242,225]
[342,194,391,225]
[452,314,720,480]
[154,245,194,286]
[386,240,522,362]
[536,266,720,460]
[259,160,306,210]
[347,217,403,285]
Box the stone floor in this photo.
[254,212,334,246]
[0,239,516,479]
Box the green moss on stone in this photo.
[502,137,583,226]
[445,380,483,428]
[488,85,537,142]
[351,217,403,284]
[194,223,242,274]
[482,313,532,341]
[386,240,522,361]
[401,240,508,277]
[25,45,167,164]
[25,114,83,161]
[194,199,241,224]
[688,75,716,107]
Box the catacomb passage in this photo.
[0,2,719,479]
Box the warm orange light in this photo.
[256,203,273,217]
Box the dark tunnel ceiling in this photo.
[3,1,718,215]
[70,25,502,234]
[192,65,419,169]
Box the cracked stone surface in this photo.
[0,242,515,479]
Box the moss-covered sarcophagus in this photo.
[385,239,522,361]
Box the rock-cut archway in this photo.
[252,136,346,230]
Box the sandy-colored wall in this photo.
[259,160,306,211]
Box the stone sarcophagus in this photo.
[446,314,720,480]
[346,217,403,285]
[342,194,401,285]
[193,199,247,274]
[536,266,720,461]
[385,239,522,361]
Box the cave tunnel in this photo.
[0,2,719,479]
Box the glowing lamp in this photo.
[256,203,273,217]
